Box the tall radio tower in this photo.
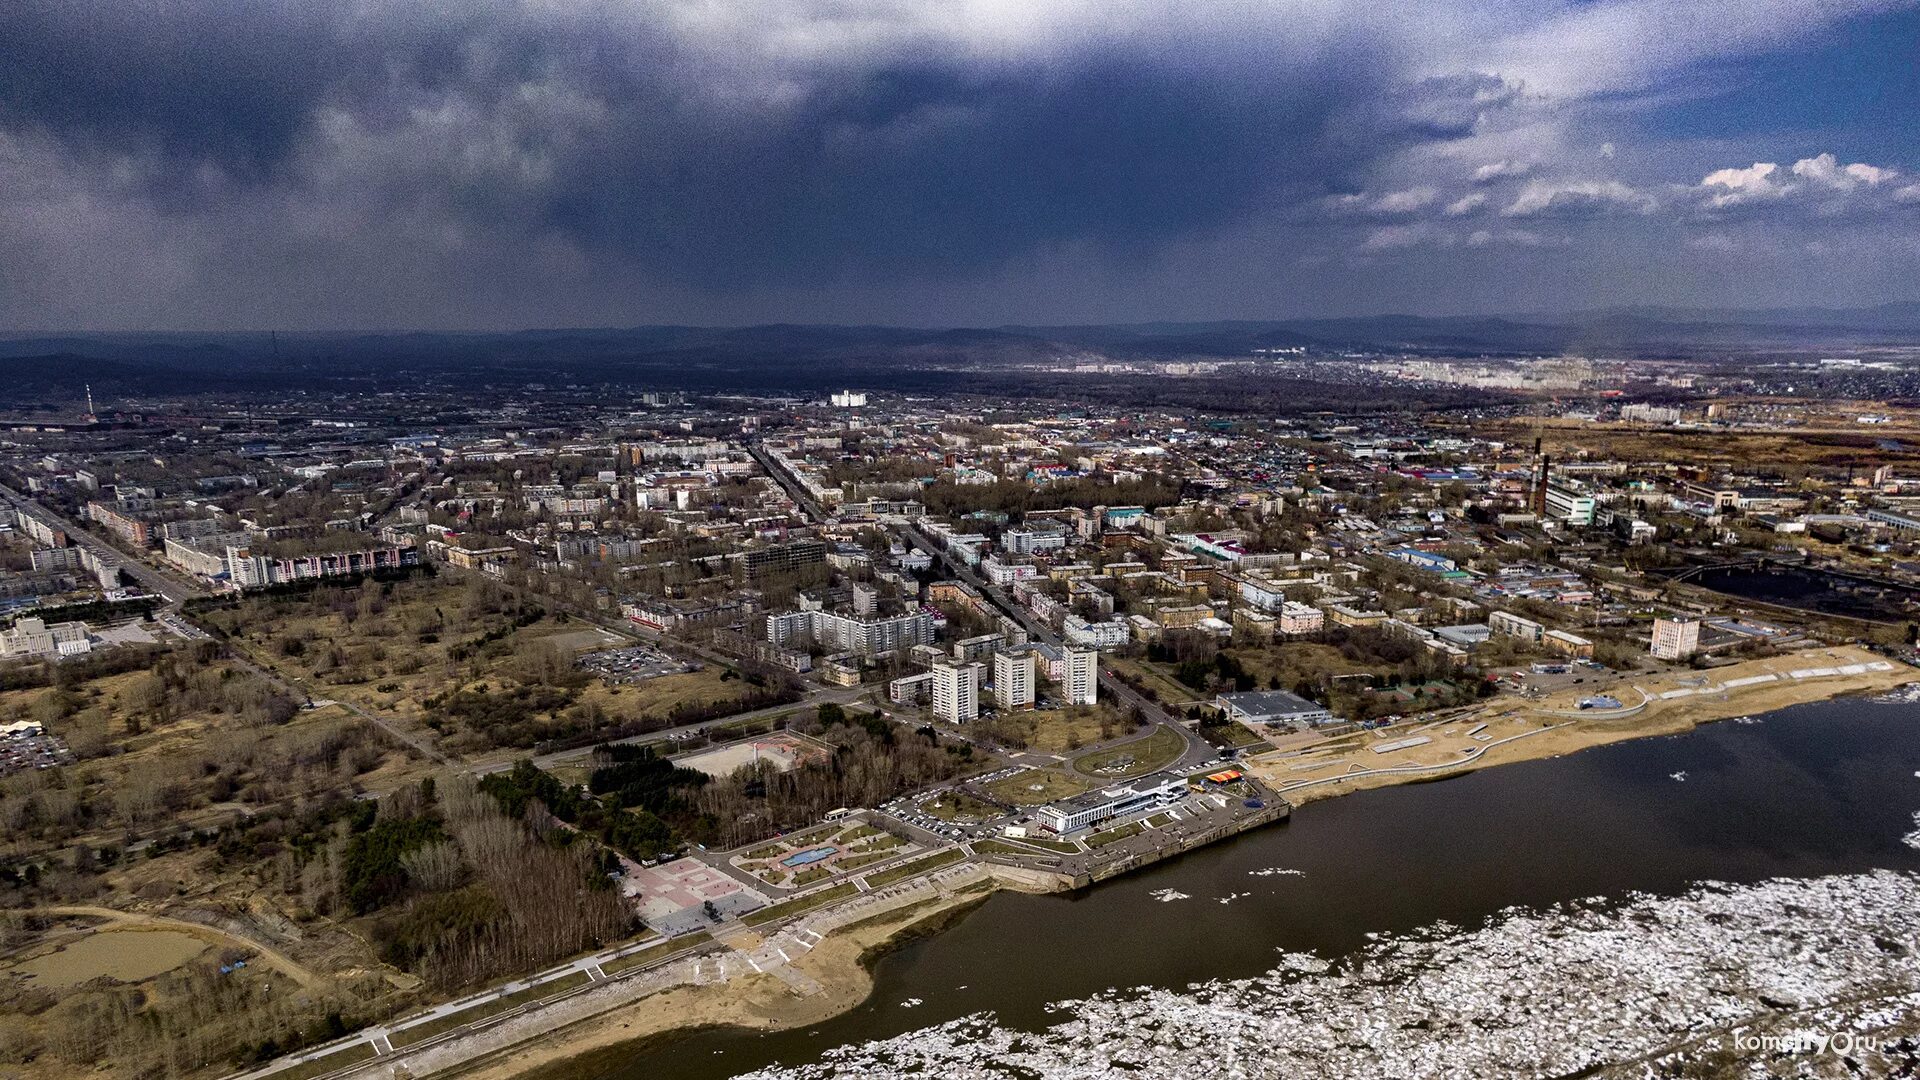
[85,384,97,423]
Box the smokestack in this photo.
[1532,454,1551,514]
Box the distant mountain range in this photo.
[4,303,1919,400]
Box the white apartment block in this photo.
[993,648,1036,710]
[1064,614,1130,648]
[766,608,936,658]
[1064,646,1098,706]
[1488,609,1546,643]
[1651,617,1701,660]
[1277,601,1325,636]
[932,658,982,724]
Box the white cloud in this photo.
[1471,159,1531,183]
[1467,227,1556,247]
[1699,161,1784,207]
[1330,187,1442,217]
[1445,191,1489,216]
[1897,183,1920,204]
[1372,187,1441,213]
[1696,153,1902,210]
[1791,152,1897,190]
[1502,179,1657,217]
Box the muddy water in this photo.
[548,695,1920,1080]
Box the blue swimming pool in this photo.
[782,845,837,867]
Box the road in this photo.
[0,482,207,604]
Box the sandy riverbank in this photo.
[1246,645,1918,806]
[434,886,998,1080]
[359,647,1916,1080]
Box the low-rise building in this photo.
[1214,689,1334,727]
[1035,772,1186,835]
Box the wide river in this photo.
[554,693,1920,1079]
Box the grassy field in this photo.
[1085,820,1144,848]
[601,931,709,976]
[199,576,765,760]
[1015,835,1082,853]
[920,790,1001,822]
[259,1041,378,1080]
[388,970,592,1049]
[981,768,1093,805]
[1482,415,1920,470]
[1071,726,1184,778]
[976,703,1131,753]
[1205,721,1271,750]
[1108,656,1201,704]
[742,883,859,928]
[861,849,964,889]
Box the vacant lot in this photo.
[981,769,1092,805]
[1071,726,1185,778]
[973,702,1134,753]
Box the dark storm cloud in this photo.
[2,1,1915,330]
[0,1,1471,285]
[0,1,342,190]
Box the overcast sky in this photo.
[3,1,1917,331]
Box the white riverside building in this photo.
[1035,772,1187,834]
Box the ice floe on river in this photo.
[1247,867,1305,878]
[739,871,1920,1080]
[1905,812,1920,851]
[1147,889,1189,903]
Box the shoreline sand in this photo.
[337,645,1919,1080]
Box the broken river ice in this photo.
[738,871,1920,1079]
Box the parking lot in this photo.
[0,730,74,777]
[578,645,697,684]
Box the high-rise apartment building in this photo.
[993,648,1035,711]
[1064,646,1098,706]
[932,658,981,724]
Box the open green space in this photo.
[390,971,592,1049]
[1071,725,1184,778]
[972,839,1035,857]
[1085,820,1145,848]
[259,1042,378,1080]
[742,882,858,927]
[920,790,1001,822]
[981,768,1093,805]
[861,848,965,889]
[602,931,710,976]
